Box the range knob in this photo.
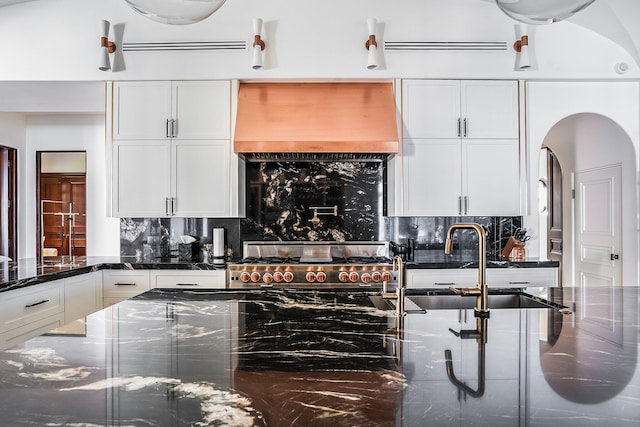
[262,272,273,284]
[316,271,327,283]
[381,271,393,282]
[283,271,295,283]
[338,271,349,283]
[371,271,382,282]
[273,271,284,283]
[348,271,360,283]
[250,272,261,283]
[305,272,317,283]
[240,271,251,283]
[361,272,372,284]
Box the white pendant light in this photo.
[495,0,596,25]
[124,0,227,25]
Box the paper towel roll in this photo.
[212,228,225,265]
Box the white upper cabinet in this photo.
[112,81,230,140]
[397,80,522,217]
[109,80,241,218]
[172,140,230,217]
[402,80,519,140]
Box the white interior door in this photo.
[575,164,623,344]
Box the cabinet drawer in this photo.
[103,270,151,297]
[487,268,558,288]
[0,282,65,334]
[406,269,476,289]
[151,270,226,289]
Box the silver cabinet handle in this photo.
[171,197,176,216]
[175,283,198,286]
[458,196,462,215]
[166,119,171,138]
[171,119,177,138]
[165,197,171,216]
[463,118,468,137]
[434,282,455,286]
[508,281,531,285]
[457,118,462,137]
[463,196,469,215]
[25,299,49,308]
[114,283,136,286]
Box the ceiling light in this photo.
[495,0,596,25]
[124,0,227,25]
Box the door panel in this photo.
[575,164,622,290]
[40,175,86,257]
[546,149,563,285]
[0,146,17,260]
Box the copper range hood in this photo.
[233,82,399,161]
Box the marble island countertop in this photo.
[0,287,638,426]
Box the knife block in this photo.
[501,236,526,261]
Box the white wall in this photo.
[0,0,636,81]
[525,82,640,286]
[23,114,119,258]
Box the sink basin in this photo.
[369,291,569,313]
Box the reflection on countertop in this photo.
[0,286,638,426]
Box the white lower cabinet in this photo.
[102,270,151,307]
[64,271,103,324]
[151,270,226,289]
[0,280,65,351]
[407,267,558,289]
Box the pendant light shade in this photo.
[124,0,227,25]
[495,0,596,25]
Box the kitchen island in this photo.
[0,286,638,426]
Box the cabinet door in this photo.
[461,81,519,139]
[402,80,461,139]
[462,139,520,216]
[65,272,102,324]
[113,141,171,217]
[113,82,171,140]
[172,81,231,140]
[402,138,462,216]
[172,140,231,217]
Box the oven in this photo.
[228,241,398,289]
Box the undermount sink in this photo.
[370,291,570,313]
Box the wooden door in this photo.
[546,149,563,285]
[39,174,86,257]
[0,145,17,260]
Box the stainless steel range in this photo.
[228,241,398,289]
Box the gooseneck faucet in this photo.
[382,255,405,317]
[444,223,489,318]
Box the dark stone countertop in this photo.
[0,287,638,426]
[0,256,225,293]
[407,249,559,269]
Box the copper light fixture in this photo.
[252,18,265,70]
[365,18,379,70]
[99,20,117,72]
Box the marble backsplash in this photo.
[119,215,521,263]
[119,161,521,262]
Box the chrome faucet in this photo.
[444,223,489,318]
[382,255,406,317]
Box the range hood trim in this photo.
[233,82,399,155]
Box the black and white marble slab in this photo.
[0,287,638,426]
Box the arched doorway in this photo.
[539,113,637,287]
